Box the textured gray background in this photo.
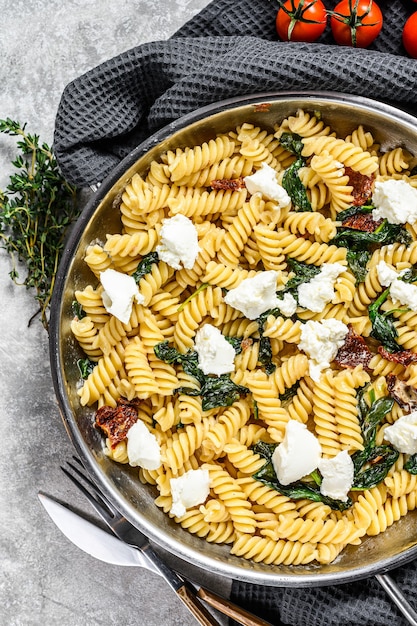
[0,2,235,625]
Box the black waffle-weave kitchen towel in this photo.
[54,0,417,188]
[53,1,417,624]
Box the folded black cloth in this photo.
[53,0,417,187]
[53,1,417,624]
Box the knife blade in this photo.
[38,492,272,626]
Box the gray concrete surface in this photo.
[0,2,233,624]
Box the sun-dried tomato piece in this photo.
[387,374,417,412]
[344,166,375,207]
[378,346,417,366]
[95,399,138,448]
[334,325,372,369]
[341,212,382,232]
[210,176,246,191]
[241,337,254,351]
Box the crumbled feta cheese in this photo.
[318,450,354,502]
[126,420,161,470]
[297,263,345,313]
[169,469,210,518]
[194,324,235,376]
[101,269,144,324]
[224,270,281,320]
[384,411,417,454]
[272,420,322,485]
[376,260,402,287]
[372,179,417,225]
[244,162,291,207]
[156,214,200,269]
[276,292,297,317]
[298,319,349,381]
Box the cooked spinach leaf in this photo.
[368,288,401,353]
[346,249,371,283]
[77,358,95,379]
[351,390,397,490]
[282,157,312,212]
[351,445,399,490]
[72,300,85,320]
[279,381,300,403]
[258,336,275,375]
[225,336,243,354]
[278,132,304,157]
[132,251,159,283]
[333,219,411,248]
[337,204,374,221]
[278,132,311,212]
[405,454,417,474]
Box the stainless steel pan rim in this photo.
[50,90,417,587]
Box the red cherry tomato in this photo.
[276,0,327,43]
[403,12,417,58]
[330,0,383,47]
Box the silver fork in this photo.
[62,457,272,626]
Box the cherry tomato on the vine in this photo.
[276,0,327,43]
[330,0,383,47]
[403,12,417,58]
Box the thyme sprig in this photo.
[0,119,78,330]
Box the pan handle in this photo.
[375,573,417,626]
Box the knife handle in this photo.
[177,584,222,626]
[197,587,273,626]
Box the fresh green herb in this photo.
[77,358,95,379]
[131,251,159,283]
[405,454,417,474]
[368,288,401,353]
[279,132,312,212]
[252,442,351,511]
[154,341,248,411]
[0,119,78,330]
[72,300,86,320]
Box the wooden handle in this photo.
[197,587,273,626]
[177,584,222,626]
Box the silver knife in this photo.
[38,493,272,626]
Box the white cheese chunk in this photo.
[272,420,322,485]
[372,179,417,225]
[297,263,345,313]
[298,319,349,382]
[376,260,402,287]
[276,292,297,317]
[390,280,417,311]
[101,269,144,324]
[126,420,161,470]
[244,162,291,207]
[224,270,281,320]
[156,214,200,270]
[384,411,417,454]
[169,469,210,518]
[194,324,235,376]
[318,450,354,502]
